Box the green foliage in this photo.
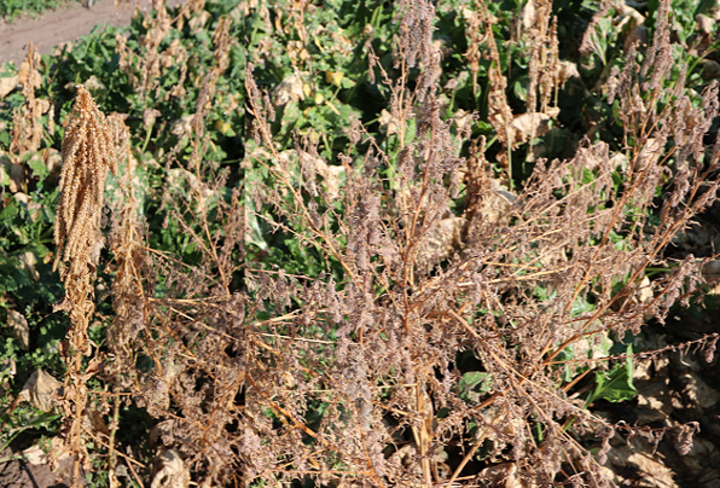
[458,371,493,404]
[587,344,637,404]
[0,0,73,21]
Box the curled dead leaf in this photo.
[19,251,39,282]
[452,109,474,134]
[46,436,71,473]
[699,59,720,80]
[2,357,16,377]
[417,217,466,273]
[5,309,30,350]
[636,276,654,303]
[479,462,532,488]
[151,448,190,488]
[478,179,518,227]
[188,10,212,31]
[557,61,580,88]
[696,14,714,36]
[508,112,553,147]
[612,275,654,312]
[608,444,678,487]
[51,41,73,58]
[299,150,345,201]
[703,261,720,294]
[171,115,193,139]
[679,371,720,411]
[624,25,649,53]
[0,75,19,99]
[17,369,62,412]
[6,161,23,193]
[521,0,535,31]
[150,419,177,447]
[22,444,47,465]
[273,72,307,106]
[635,137,663,171]
[41,147,62,173]
[85,405,111,437]
[143,108,162,129]
[81,75,106,93]
[18,60,42,92]
[378,109,400,136]
[615,3,645,33]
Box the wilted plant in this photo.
[53,85,117,487]
[7,0,717,486]
[236,0,720,486]
[9,42,53,159]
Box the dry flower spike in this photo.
[54,85,117,487]
[54,85,117,277]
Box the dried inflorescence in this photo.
[53,85,117,487]
[9,42,53,158]
[235,2,720,487]
[54,85,117,278]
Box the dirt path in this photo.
[0,0,184,68]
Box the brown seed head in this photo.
[54,86,117,277]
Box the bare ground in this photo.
[0,0,184,68]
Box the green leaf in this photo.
[0,166,9,187]
[587,344,636,404]
[27,156,49,180]
[458,371,493,404]
[571,296,595,317]
[0,260,28,293]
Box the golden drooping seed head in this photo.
[54,86,118,277]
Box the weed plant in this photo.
[238,0,720,486]
[0,0,720,486]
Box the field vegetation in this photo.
[1,0,720,486]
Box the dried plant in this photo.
[54,0,720,486]
[104,112,148,488]
[53,85,117,487]
[9,42,53,159]
[475,0,514,179]
[234,1,720,486]
[54,86,117,276]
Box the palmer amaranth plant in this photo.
[53,85,117,486]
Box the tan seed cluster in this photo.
[54,86,118,276]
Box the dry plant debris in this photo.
[2,0,720,487]
[16,369,62,412]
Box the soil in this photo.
[0,0,184,68]
[0,446,75,488]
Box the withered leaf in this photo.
[151,448,190,488]
[0,75,19,99]
[17,369,62,412]
[5,309,30,350]
[417,217,466,273]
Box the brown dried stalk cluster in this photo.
[51,1,719,487]
[55,86,118,277]
[114,0,204,102]
[53,85,117,486]
[9,42,53,159]
[236,2,719,487]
